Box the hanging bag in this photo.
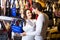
[11,0,16,17]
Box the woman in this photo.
[21,9,36,40]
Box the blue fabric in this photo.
[11,19,24,33]
[11,5,16,17]
[12,25,23,33]
[11,0,16,17]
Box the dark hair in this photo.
[23,9,32,19]
[33,2,43,11]
[23,9,32,26]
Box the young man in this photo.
[18,2,49,40]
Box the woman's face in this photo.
[26,10,32,19]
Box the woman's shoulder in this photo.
[32,19,36,22]
[26,19,36,23]
[32,19,36,21]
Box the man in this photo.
[18,2,49,40]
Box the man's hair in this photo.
[33,2,43,11]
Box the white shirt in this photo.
[26,13,44,40]
[22,19,36,40]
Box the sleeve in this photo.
[26,14,44,36]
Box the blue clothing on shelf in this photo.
[11,4,16,17]
[10,0,16,17]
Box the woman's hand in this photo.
[15,33,20,37]
[15,32,26,36]
[21,32,26,36]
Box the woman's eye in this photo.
[28,12,30,14]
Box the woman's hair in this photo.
[23,9,32,25]
[23,9,32,19]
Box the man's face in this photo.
[32,8,37,14]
